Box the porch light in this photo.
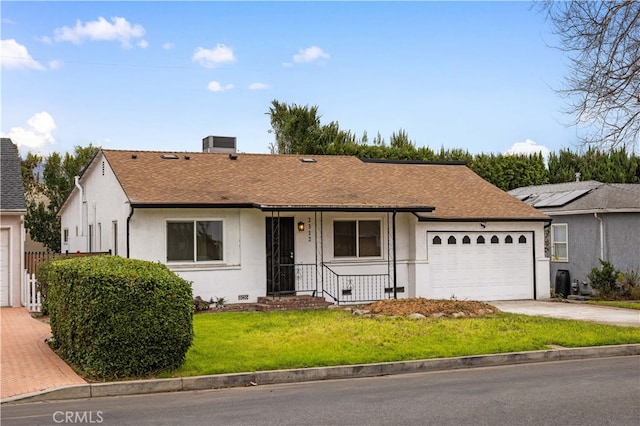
[297,221,305,232]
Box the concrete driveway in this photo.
[490,300,640,327]
[0,308,86,399]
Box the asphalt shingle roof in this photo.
[100,149,547,220]
[509,181,640,212]
[0,138,26,211]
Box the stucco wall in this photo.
[130,209,414,303]
[129,208,264,303]
[549,212,640,290]
[60,152,130,255]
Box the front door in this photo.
[266,217,295,295]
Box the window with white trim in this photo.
[167,220,223,262]
[333,220,381,258]
[551,224,568,262]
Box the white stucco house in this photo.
[1,138,26,307]
[58,140,550,304]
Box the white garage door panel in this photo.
[427,232,533,301]
[1,229,10,306]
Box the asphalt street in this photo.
[2,356,639,426]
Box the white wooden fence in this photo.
[22,270,42,313]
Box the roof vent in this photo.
[300,158,317,163]
[229,153,238,160]
[131,154,137,159]
[203,135,237,154]
[160,154,179,160]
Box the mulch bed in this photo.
[365,298,499,318]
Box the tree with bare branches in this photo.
[542,0,639,151]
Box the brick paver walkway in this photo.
[1,307,86,399]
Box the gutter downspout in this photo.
[594,213,605,260]
[126,205,135,258]
[74,176,84,237]
[393,210,397,299]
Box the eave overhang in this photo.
[415,215,551,224]
[130,202,436,213]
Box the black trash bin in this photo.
[555,269,571,298]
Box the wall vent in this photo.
[203,135,237,154]
[237,294,249,301]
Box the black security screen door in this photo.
[266,217,295,295]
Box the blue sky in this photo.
[2,1,576,158]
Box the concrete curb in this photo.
[3,344,639,405]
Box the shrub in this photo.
[210,296,227,308]
[47,256,193,379]
[35,255,73,315]
[193,296,210,312]
[618,267,640,300]
[587,260,619,299]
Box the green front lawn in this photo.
[162,309,640,378]
[587,300,640,310]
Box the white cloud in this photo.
[1,112,57,152]
[48,59,63,70]
[193,44,235,68]
[293,46,329,63]
[248,82,269,90]
[0,39,45,70]
[163,42,175,50]
[207,81,234,92]
[2,18,16,25]
[137,39,149,48]
[505,139,550,160]
[39,35,53,45]
[53,16,145,48]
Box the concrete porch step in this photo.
[256,295,333,311]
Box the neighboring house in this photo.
[58,139,550,304]
[1,138,26,307]
[509,181,640,294]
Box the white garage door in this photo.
[1,229,10,306]
[427,231,533,301]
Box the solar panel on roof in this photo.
[529,192,555,206]
[533,189,590,208]
[549,189,590,206]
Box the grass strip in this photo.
[586,300,640,310]
[162,310,640,377]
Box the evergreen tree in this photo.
[22,145,99,252]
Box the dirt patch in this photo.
[365,298,500,318]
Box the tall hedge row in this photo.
[47,256,193,379]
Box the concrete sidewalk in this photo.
[490,300,640,327]
[0,308,86,399]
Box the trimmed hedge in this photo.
[47,256,193,379]
[36,255,75,315]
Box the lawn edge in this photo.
[4,343,639,405]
